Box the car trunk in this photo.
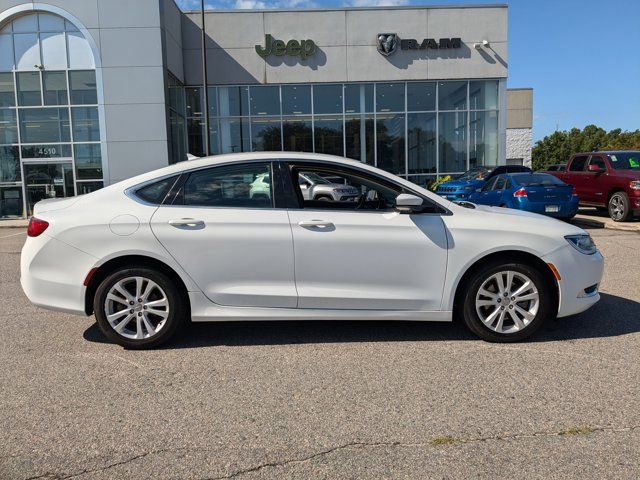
[523,184,573,202]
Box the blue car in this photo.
[436,165,532,201]
[468,172,579,220]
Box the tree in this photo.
[531,125,640,171]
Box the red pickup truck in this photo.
[548,151,640,221]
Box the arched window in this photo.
[0,12,101,218]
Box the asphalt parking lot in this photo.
[1,226,639,479]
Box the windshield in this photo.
[512,173,567,187]
[609,152,640,170]
[300,172,330,184]
[457,167,493,181]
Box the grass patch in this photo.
[559,426,595,436]
[430,436,460,446]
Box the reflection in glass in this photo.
[439,111,467,173]
[187,117,206,157]
[0,109,17,144]
[16,71,41,106]
[376,113,405,173]
[185,87,203,117]
[438,81,467,111]
[206,86,218,117]
[71,107,99,141]
[314,116,343,156]
[469,110,498,168]
[408,112,436,174]
[469,80,498,110]
[313,84,342,114]
[283,116,313,152]
[217,86,248,117]
[251,117,281,151]
[68,70,97,105]
[250,86,280,116]
[282,85,311,115]
[407,175,436,190]
[220,117,250,153]
[43,71,68,105]
[168,110,186,163]
[0,185,23,218]
[76,181,103,195]
[0,73,15,107]
[23,162,74,216]
[376,83,404,113]
[344,83,373,113]
[0,146,20,182]
[407,82,436,111]
[208,118,220,155]
[345,114,374,165]
[19,108,70,143]
[74,143,102,180]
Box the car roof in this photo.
[574,151,640,155]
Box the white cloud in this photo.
[234,0,267,7]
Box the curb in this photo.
[573,216,640,233]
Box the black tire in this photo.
[315,195,332,202]
[461,260,554,342]
[93,267,187,349]
[608,192,632,222]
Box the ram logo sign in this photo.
[376,33,462,56]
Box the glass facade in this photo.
[0,12,102,218]
[184,81,500,189]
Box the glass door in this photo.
[23,162,74,216]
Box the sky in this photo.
[175,0,640,142]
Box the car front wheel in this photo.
[94,267,186,349]
[462,261,554,342]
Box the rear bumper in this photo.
[513,198,579,218]
[542,245,604,318]
[20,234,96,316]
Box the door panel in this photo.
[150,162,297,308]
[582,155,607,204]
[288,210,448,310]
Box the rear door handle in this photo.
[298,220,334,229]
[168,218,205,228]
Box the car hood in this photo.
[438,179,483,189]
[609,169,640,180]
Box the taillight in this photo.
[513,188,528,198]
[27,217,49,237]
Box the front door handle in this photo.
[168,218,205,228]
[298,220,334,229]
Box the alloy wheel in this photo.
[475,270,539,334]
[609,195,625,221]
[104,276,170,340]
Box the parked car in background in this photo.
[298,171,360,202]
[546,164,566,172]
[469,172,579,220]
[547,151,640,221]
[21,153,603,348]
[436,165,532,201]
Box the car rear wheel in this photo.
[462,261,553,342]
[608,192,632,222]
[94,267,186,349]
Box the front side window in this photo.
[588,156,606,170]
[290,164,402,212]
[178,162,273,208]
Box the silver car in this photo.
[299,172,360,201]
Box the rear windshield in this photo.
[511,173,566,187]
[609,152,640,170]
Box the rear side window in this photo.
[569,156,589,171]
[493,177,506,190]
[481,177,497,191]
[177,162,273,208]
[134,176,178,204]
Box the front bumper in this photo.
[542,244,604,318]
[20,234,96,316]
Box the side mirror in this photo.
[395,193,423,213]
[587,164,605,173]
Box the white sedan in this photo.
[21,153,603,348]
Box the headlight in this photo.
[630,180,640,190]
[565,234,597,255]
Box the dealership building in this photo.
[0,1,532,219]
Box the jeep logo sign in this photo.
[255,34,316,59]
